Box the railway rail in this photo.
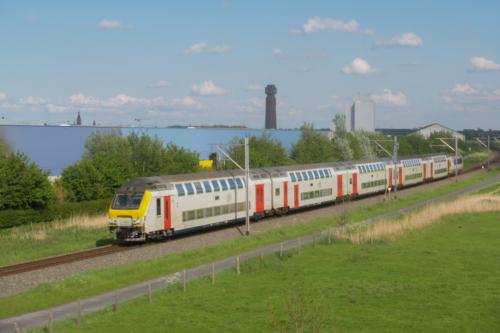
[0,154,498,278]
[0,245,130,277]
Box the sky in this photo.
[0,0,499,130]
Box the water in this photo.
[0,125,304,175]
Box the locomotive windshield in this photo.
[112,193,144,209]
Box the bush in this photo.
[0,199,110,229]
[62,132,199,201]
[0,152,53,209]
[291,124,336,163]
[226,133,290,168]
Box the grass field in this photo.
[0,169,498,319]
[0,215,109,266]
[35,210,500,333]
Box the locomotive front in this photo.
[108,189,151,242]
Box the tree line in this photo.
[1,119,472,211]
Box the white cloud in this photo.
[302,17,359,33]
[272,48,288,59]
[375,32,423,48]
[184,42,229,55]
[19,96,47,105]
[370,89,408,106]
[98,19,122,29]
[191,80,227,96]
[470,56,500,71]
[46,104,68,113]
[342,57,375,75]
[0,92,6,101]
[69,94,101,106]
[170,96,203,109]
[451,83,477,95]
[149,80,171,88]
[246,84,262,91]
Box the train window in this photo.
[275,188,280,196]
[211,180,220,192]
[185,183,194,195]
[361,166,366,173]
[319,170,325,178]
[205,208,213,217]
[302,171,308,180]
[196,209,204,219]
[296,172,303,181]
[228,178,236,190]
[313,170,319,179]
[156,198,161,216]
[214,207,221,215]
[203,181,212,193]
[194,182,203,194]
[220,179,228,191]
[175,184,185,196]
[325,169,331,177]
[235,178,244,188]
[308,171,314,179]
[188,211,195,220]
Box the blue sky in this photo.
[0,0,499,129]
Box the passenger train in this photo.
[108,153,463,242]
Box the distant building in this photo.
[76,112,82,126]
[376,123,465,141]
[347,99,374,132]
[413,123,465,141]
[265,84,277,129]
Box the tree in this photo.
[62,132,200,201]
[291,123,336,163]
[331,114,353,161]
[61,159,107,201]
[0,152,52,209]
[225,133,290,168]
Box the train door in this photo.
[430,162,434,177]
[423,163,427,179]
[352,173,358,195]
[447,160,451,175]
[388,168,393,188]
[256,184,264,213]
[337,175,343,198]
[399,167,403,187]
[293,184,299,208]
[283,181,289,209]
[163,196,172,230]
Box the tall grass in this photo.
[0,214,107,242]
[334,194,500,244]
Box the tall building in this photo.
[76,112,82,126]
[347,99,374,132]
[265,84,277,129]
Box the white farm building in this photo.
[412,123,465,141]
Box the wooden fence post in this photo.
[14,322,21,333]
[183,270,187,294]
[113,294,118,312]
[76,299,82,325]
[211,263,215,285]
[236,256,240,275]
[148,283,153,304]
[280,243,283,258]
[48,311,53,333]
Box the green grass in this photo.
[1,168,498,319]
[34,211,500,333]
[0,219,110,266]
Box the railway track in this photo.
[0,245,130,277]
[0,154,498,278]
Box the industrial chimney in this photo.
[265,84,277,129]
